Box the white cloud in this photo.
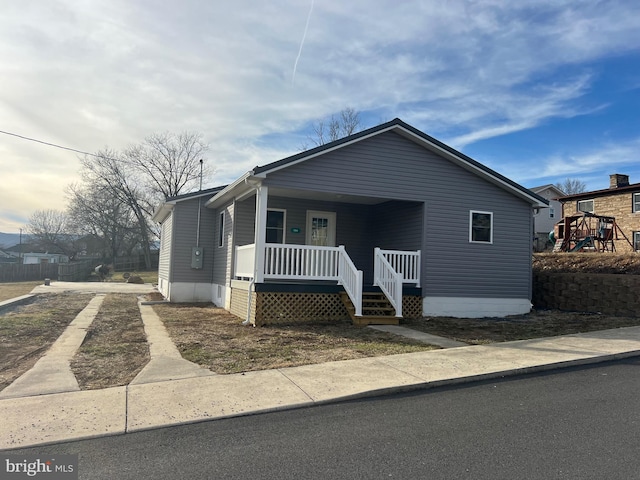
[1,0,640,230]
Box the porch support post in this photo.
[254,184,268,283]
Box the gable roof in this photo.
[160,118,548,211]
[530,184,566,199]
[235,118,547,207]
[152,185,227,223]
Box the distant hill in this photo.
[0,232,29,249]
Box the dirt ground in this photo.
[533,252,640,275]
[70,294,149,390]
[154,303,436,374]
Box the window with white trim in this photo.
[634,232,640,252]
[266,209,286,243]
[577,199,594,213]
[549,208,555,218]
[469,211,493,243]
[633,193,640,213]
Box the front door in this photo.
[306,211,336,246]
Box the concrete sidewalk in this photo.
[2,325,640,450]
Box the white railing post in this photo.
[337,245,362,316]
[374,248,403,317]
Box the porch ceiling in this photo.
[268,186,388,205]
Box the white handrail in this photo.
[374,248,403,317]
[337,246,363,317]
[376,248,421,287]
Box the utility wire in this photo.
[0,129,118,161]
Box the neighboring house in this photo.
[530,184,565,251]
[153,118,547,324]
[0,249,17,264]
[22,252,69,264]
[559,174,640,252]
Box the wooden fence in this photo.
[0,260,94,283]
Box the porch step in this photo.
[340,292,400,326]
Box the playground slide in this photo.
[570,236,593,252]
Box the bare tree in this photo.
[124,132,212,200]
[27,209,80,259]
[555,178,587,195]
[306,107,362,147]
[79,149,155,269]
[66,183,141,262]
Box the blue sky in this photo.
[1,0,639,233]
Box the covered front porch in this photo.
[234,243,421,324]
[208,181,425,325]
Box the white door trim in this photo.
[306,210,337,246]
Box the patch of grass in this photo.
[71,293,149,389]
[153,303,439,375]
[0,293,93,391]
[0,281,41,302]
[402,310,640,345]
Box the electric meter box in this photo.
[191,247,204,269]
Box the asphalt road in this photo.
[8,357,640,480]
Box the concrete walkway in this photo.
[131,301,216,385]
[369,325,468,348]
[0,295,106,399]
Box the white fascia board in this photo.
[151,203,174,223]
[204,171,256,209]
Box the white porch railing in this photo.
[337,246,363,317]
[264,244,340,280]
[373,248,422,318]
[373,249,403,317]
[376,248,421,287]
[234,244,363,316]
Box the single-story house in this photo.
[153,118,547,325]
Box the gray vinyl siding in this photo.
[170,198,216,283]
[263,131,532,299]
[158,211,173,281]
[212,201,234,285]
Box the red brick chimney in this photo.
[609,173,629,189]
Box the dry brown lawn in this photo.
[153,303,437,374]
[0,281,41,302]
[71,293,149,389]
[0,293,93,391]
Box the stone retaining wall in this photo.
[533,272,640,316]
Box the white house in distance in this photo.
[22,252,69,264]
[530,184,565,251]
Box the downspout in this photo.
[242,176,262,326]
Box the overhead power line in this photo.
[0,129,118,161]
